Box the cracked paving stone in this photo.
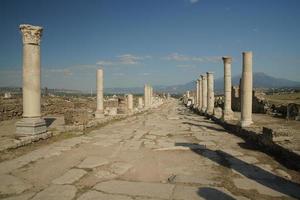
[77,190,133,200]
[0,174,32,195]
[93,180,174,199]
[77,156,109,169]
[31,185,77,200]
[52,169,87,184]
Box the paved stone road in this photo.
[1,100,300,200]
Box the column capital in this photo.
[206,72,214,75]
[20,24,43,45]
[222,56,232,64]
[201,75,207,80]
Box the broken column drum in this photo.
[16,24,47,136]
[138,97,143,109]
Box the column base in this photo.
[240,120,253,127]
[16,117,47,137]
[206,109,214,116]
[201,107,207,114]
[222,110,234,121]
[95,110,104,119]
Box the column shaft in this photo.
[201,76,207,112]
[240,52,253,127]
[198,78,202,110]
[206,72,214,115]
[127,94,133,113]
[22,43,41,117]
[222,57,234,121]
[95,69,104,118]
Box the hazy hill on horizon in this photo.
[1,72,299,95]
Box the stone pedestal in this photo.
[240,52,253,127]
[222,56,234,121]
[95,69,104,118]
[16,24,46,137]
[201,75,207,113]
[206,72,214,115]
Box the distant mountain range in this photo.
[154,72,300,94]
[1,73,299,95]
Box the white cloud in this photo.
[97,54,151,67]
[164,53,221,63]
[190,0,199,4]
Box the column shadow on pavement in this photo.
[175,142,300,199]
[197,187,235,200]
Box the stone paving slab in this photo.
[93,180,174,199]
[2,192,35,200]
[77,156,109,169]
[77,190,133,200]
[0,174,31,195]
[52,168,87,184]
[31,185,77,200]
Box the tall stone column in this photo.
[222,56,234,121]
[144,84,149,108]
[201,75,207,113]
[198,77,202,110]
[196,80,199,108]
[16,24,47,137]
[150,86,153,106]
[95,69,104,118]
[240,51,253,127]
[206,72,214,115]
[127,94,133,114]
[138,97,143,109]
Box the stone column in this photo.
[240,51,253,127]
[186,91,190,98]
[201,75,207,113]
[138,97,143,109]
[127,94,133,114]
[206,72,214,115]
[198,77,202,110]
[222,57,234,121]
[16,24,47,137]
[144,84,149,108]
[95,69,104,118]
[196,80,199,108]
[150,86,153,106]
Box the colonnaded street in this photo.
[1,99,300,200]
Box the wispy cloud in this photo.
[97,54,151,67]
[177,64,196,68]
[164,53,221,63]
[189,0,199,4]
[45,68,73,77]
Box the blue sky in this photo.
[0,0,300,90]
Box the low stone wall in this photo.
[210,115,300,171]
